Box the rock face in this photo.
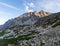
[0,11,60,46]
[34,10,50,17]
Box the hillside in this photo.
[0,11,60,46]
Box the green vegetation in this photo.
[48,19,57,25]
[52,20,60,27]
[40,41,45,46]
[17,30,38,40]
[0,39,7,46]
[0,38,17,46]
[8,24,30,29]
[0,30,38,46]
[0,31,5,36]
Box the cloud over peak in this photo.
[28,2,35,7]
[25,5,33,12]
[24,2,35,12]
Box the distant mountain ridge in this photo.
[0,10,50,29]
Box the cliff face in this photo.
[34,10,50,17]
[0,11,60,46]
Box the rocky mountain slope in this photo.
[0,10,60,46]
[0,10,50,29]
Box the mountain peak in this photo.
[0,10,51,29]
[18,10,50,18]
[34,10,50,17]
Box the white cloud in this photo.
[28,2,35,7]
[28,10,33,12]
[25,5,29,10]
[24,2,35,12]
[0,2,19,10]
[25,5,33,12]
[39,0,60,12]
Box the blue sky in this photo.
[0,0,60,25]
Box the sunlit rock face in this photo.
[34,10,50,17]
